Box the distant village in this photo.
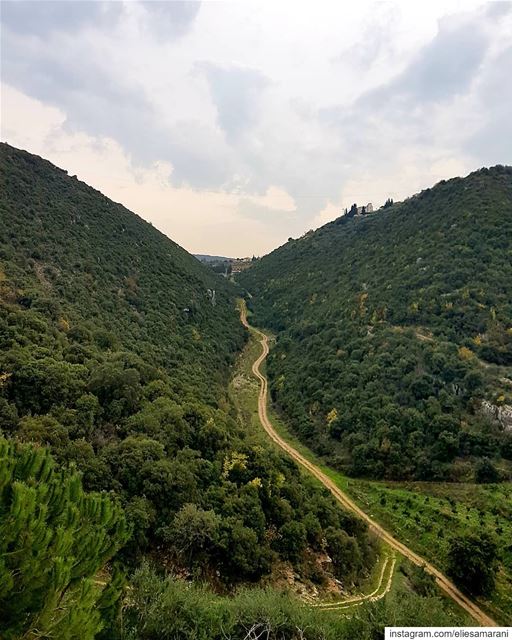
[195,254,254,277]
[230,257,254,274]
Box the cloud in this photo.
[323,4,497,133]
[465,45,512,163]
[1,10,234,189]
[312,4,511,222]
[251,186,296,212]
[0,1,122,36]
[1,15,154,137]
[382,12,490,104]
[1,84,276,256]
[238,186,297,221]
[311,202,342,230]
[0,0,202,40]
[140,1,201,39]
[333,4,400,71]
[198,63,270,142]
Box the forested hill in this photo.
[239,166,512,481]
[0,142,244,406]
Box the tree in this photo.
[160,503,221,569]
[4,352,87,414]
[88,362,141,420]
[447,532,499,596]
[325,526,362,581]
[277,521,307,562]
[219,518,270,580]
[474,457,500,483]
[463,370,483,394]
[0,437,130,639]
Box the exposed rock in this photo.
[206,288,216,306]
[480,400,512,431]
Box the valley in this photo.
[0,144,401,639]
[236,166,512,629]
[239,166,512,487]
[2,1,511,637]
[1,144,510,638]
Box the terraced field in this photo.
[346,479,512,623]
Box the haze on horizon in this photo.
[1,0,511,257]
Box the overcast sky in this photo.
[1,1,511,256]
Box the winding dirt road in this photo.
[240,302,497,626]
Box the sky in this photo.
[1,1,511,257]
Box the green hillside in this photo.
[0,144,384,638]
[239,167,512,482]
[0,143,244,406]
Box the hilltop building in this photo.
[356,203,374,215]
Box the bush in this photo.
[447,532,499,596]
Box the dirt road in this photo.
[240,302,497,626]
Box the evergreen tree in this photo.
[0,437,130,639]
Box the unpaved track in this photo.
[312,554,395,610]
[240,303,496,626]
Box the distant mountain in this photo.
[194,253,233,263]
[239,166,512,481]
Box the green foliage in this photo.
[0,144,376,592]
[325,526,364,582]
[277,520,308,562]
[120,562,465,640]
[0,437,129,640]
[0,143,245,415]
[475,457,500,483]
[447,532,499,596]
[159,503,222,570]
[400,562,437,597]
[240,166,512,481]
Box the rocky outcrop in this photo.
[481,400,512,431]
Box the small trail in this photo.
[311,553,395,611]
[323,556,397,612]
[240,302,496,626]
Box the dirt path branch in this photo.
[312,554,395,610]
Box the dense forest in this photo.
[0,144,384,638]
[239,166,512,482]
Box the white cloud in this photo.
[248,187,296,213]
[311,202,343,230]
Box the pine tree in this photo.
[0,437,130,639]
